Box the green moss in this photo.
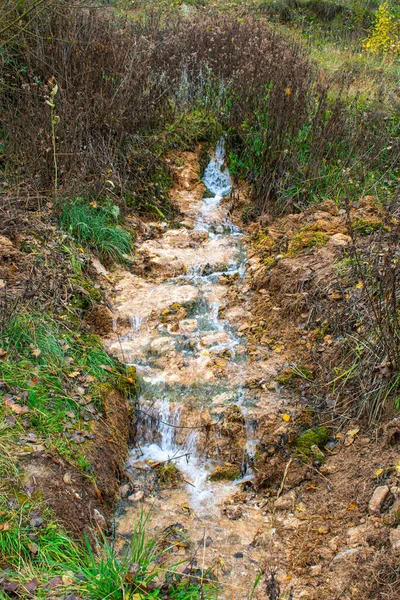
[288,230,329,255]
[352,217,388,236]
[157,462,181,487]
[295,427,329,456]
[209,464,240,481]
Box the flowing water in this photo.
[106,140,286,597]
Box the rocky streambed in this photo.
[103,141,292,596]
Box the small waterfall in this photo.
[128,138,254,512]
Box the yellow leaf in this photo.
[395,460,400,474]
[356,282,364,289]
[373,468,384,478]
[282,413,291,422]
[344,427,360,446]
[347,503,357,511]
[285,87,292,96]
[68,371,80,378]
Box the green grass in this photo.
[59,198,132,263]
[0,506,214,599]
[0,312,131,469]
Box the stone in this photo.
[92,509,106,528]
[310,564,322,576]
[119,484,130,498]
[368,485,390,515]
[274,490,296,511]
[150,337,176,353]
[328,233,352,247]
[389,526,400,552]
[128,490,145,503]
[310,445,325,462]
[333,548,361,562]
[91,257,108,276]
[209,465,240,481]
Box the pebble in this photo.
[368,485,389,515]
[128,490,145,503]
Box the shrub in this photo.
[59,198,132,263]
[363,1,400,57]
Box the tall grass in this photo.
[59,198,132,263]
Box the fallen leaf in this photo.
[344,427,360,446]
[44,576,63,590]
[347,503,357,511]
[373,468,384,478]
[282,413,291,422]
[68,371,80,378]
[23,579,39,593]
[28,542,38,555]
[0,522,10,531]
[3,396,29,414]
[29,516,43,528]
[31,348,41,358]
[99,364,113,373]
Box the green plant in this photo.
[59,198,132,263]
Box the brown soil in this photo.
[21,390,131,537]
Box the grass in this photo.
[0,312,131,469]
[0,507,213,599]
[59,198,133,263]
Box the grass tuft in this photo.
[60,199,132,263]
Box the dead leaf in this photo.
[28,542,38,555]
[347,503,357,511]
[99,364,113,373]
[3,396,30,414]
[0,522,10,531]
[344,427,360,446]
[282,413,291,422]
[23,579,38,594]
[68,371,80,378]
[31,348,41,358]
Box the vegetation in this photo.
[59,198,132,263]
[0,0,399,597]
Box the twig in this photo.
[276,458,293,500]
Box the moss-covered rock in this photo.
[209,464,240,481]
[295,427,329,456]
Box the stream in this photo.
[106,140,286,597]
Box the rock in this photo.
[225,505,243,520]
[91,257,108,276]
[92,509,106,528]
[274,490,296,511]
[368,485,390,515]
[120,484,130,498]
[150,337,176,353]
[128,490,145,503]
[209,464,240,481]
[310,564,322,576]
[320,200,339,216]
[328,233,351,247]
[333,548,361,562]
[389,526,400,552]
[346,524,370,546]
[310,444,325,462]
